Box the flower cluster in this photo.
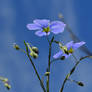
[13,18,89,92]
[27,19,85,60]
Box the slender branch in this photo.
[46,36,54,92]
[24,41,46,92]
[60,55,92,92]
[47,40,51,92]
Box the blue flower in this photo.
[53,41,85,59]
[27,19,66,37]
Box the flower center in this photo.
[42,27,50,33]
[68,48,74,53]
[60,46,74,55]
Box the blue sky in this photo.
[0,0,92,92]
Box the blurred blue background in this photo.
[0,0,92,92]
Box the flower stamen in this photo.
[42,27,50,33]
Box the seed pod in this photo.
[30,51,38,59]
[45,72,50,76]
[4,83,11,90]
[1,78,11,90]
[32,47,39,54]
[77,81,84,87]
[13,44,20,50]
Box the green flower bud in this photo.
[32,47,39,54]
[4,83,11,90]
[26,43,39,59]
[77,81,84,87]
[2,78,8,82]
[45,72,50,76]
[0,77,11,90]
[13,44,20,50]
[30,51,38,59]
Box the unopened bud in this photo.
[1,78,11,90]
[32,47,39,54]
[2,78,8,82]
[77,81,84,87]
[30,51,38,59]
[45,72,50,76]
[4,83,11,90]
[13,44,20,50]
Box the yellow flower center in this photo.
[60,46,74,54]
[42,27,50,33]
[68,48,74,53]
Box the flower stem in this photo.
[59,55,92,92]
[24,41,46,92]
[46,36,54,92]
[60,61,79,92]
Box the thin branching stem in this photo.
[60,55,92,92]
[24,41,46,92]
[46,36,54,92]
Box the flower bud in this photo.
[0,77,11,90]
[77,81,84,87]
[4,83,11,90]
[26,43,39,59]
[30,51,38,59]
[32,47,39,54]
[45,72,50,76]
[13,44,20,50]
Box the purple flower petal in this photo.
[53,50,63,59]
[66,41,74,48]
[33,19,50,28]
[50,21,66,34]
[72,41,86,50]
[27,24,41,30]
[35,30,50,37]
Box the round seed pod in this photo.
[30,51,38,59]
[32,47,39,54]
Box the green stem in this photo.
[46,36,54,92]
[24,41,46,92]
[59,55,92,92]
[60,61,79,92]
[47,42,51,92]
